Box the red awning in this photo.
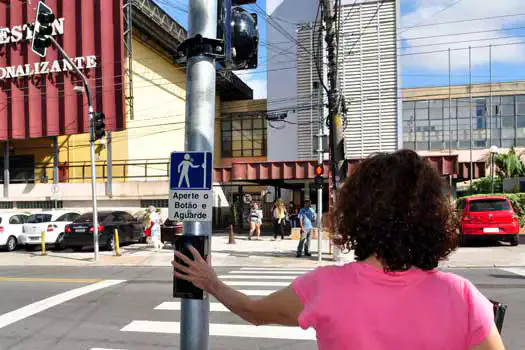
[214,155,460,183]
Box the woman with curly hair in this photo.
[172,150,504,350]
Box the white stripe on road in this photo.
[218,275,297,280]
[90,348,127,350]
[156,301,229,312]
[225,281,290,287]
[0,280,125,330]
[121,320,316,340]
[228,271,304,275]
[501,268,525,277]
[240,267,314,271]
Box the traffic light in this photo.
[218,0,259,70]
[31,1,56,58]
[314,164,323,188]
[93,113,106,141]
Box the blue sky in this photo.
[155,0,525,95]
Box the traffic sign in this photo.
[169,152,213,222]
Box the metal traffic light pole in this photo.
[49,36,99,261]
[180,0,217,349]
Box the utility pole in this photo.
[321,0,346,196]
[181,1,218,349]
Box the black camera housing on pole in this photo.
[32,1,56,58]
[94,113,106,141]
[217,0,259,70]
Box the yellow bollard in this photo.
[114,229,121,257]
[41,231,46,256]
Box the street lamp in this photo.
[490,145,499,193]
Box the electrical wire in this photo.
[399,0,464,35]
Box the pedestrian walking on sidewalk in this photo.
[148,206,163,251]
[296,200,316,257]
[273,200,287,240]
[173,150,504,350]
[248,202,263,240]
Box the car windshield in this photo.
[469,199,510,212]
[26,214,53,223]
[74,213,111,223]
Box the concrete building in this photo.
[267,0,401,161]
[402,81,525,179]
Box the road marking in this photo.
[91,348,127,350]
[501,268,525,277]
[0,279,125,330]
[240,267,314,271]
[218,275,297,280]
[0,277,101,284]
[239,289,276,296]
[228,271,304,275]
[121,320,316,340]
[225,281,289,287]
[156,301,229,312]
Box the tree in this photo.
[494,147,525,178]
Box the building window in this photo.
[221,113,267,158]
[16,201,63,209]
[141,199,169,208]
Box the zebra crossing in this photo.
[90,266,317,349]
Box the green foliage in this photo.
[494,147,525,178]
[466,176,502,195]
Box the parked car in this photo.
[458,196,520,246]
[20,211,80,250]
[63,211,145,251]
[0,212,29,251]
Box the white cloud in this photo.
[400,0,525,71]
[238,72,268,99]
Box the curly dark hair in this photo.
[331,149,458,271]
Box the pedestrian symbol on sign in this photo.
[170,152,213,191]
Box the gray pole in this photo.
[49,36,99,261]
[3,141,9,198]
[181,1,217,349]
[107,132,113,198]
[469,46,473,187]
[317,134,323,263]
[53,136,59,209]
[491,153,495,194]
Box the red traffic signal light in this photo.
[314,164,324,177]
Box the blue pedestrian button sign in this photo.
[169,152,213,222]
[170,152,213,190]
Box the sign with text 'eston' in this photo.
[169,152,213,222]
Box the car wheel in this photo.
[510,236,519,246]
[6,236,17,252]
[54,233,65,251]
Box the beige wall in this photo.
[403,81,525,101]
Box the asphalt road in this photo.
[0,266,523,350]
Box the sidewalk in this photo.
[0,235,523,268]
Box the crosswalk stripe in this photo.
[225,281,290,287]
[155,301,229,312]
[501,268,525,277]
[121,320,316,340]
[218,275,297,280]
[239,289,277,296]
[228,271,304,275]
[240,267,314,271]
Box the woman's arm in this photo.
[470,325,505,350]
[173,246,304,327]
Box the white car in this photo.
[0,212,29,251]
[20,211,80,250]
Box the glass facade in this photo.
[221,113,267,158]
[403,94,525,150]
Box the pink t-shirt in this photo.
[292,262,494,350]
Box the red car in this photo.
[458,196,520,246]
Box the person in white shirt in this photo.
[148,206,163,250]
